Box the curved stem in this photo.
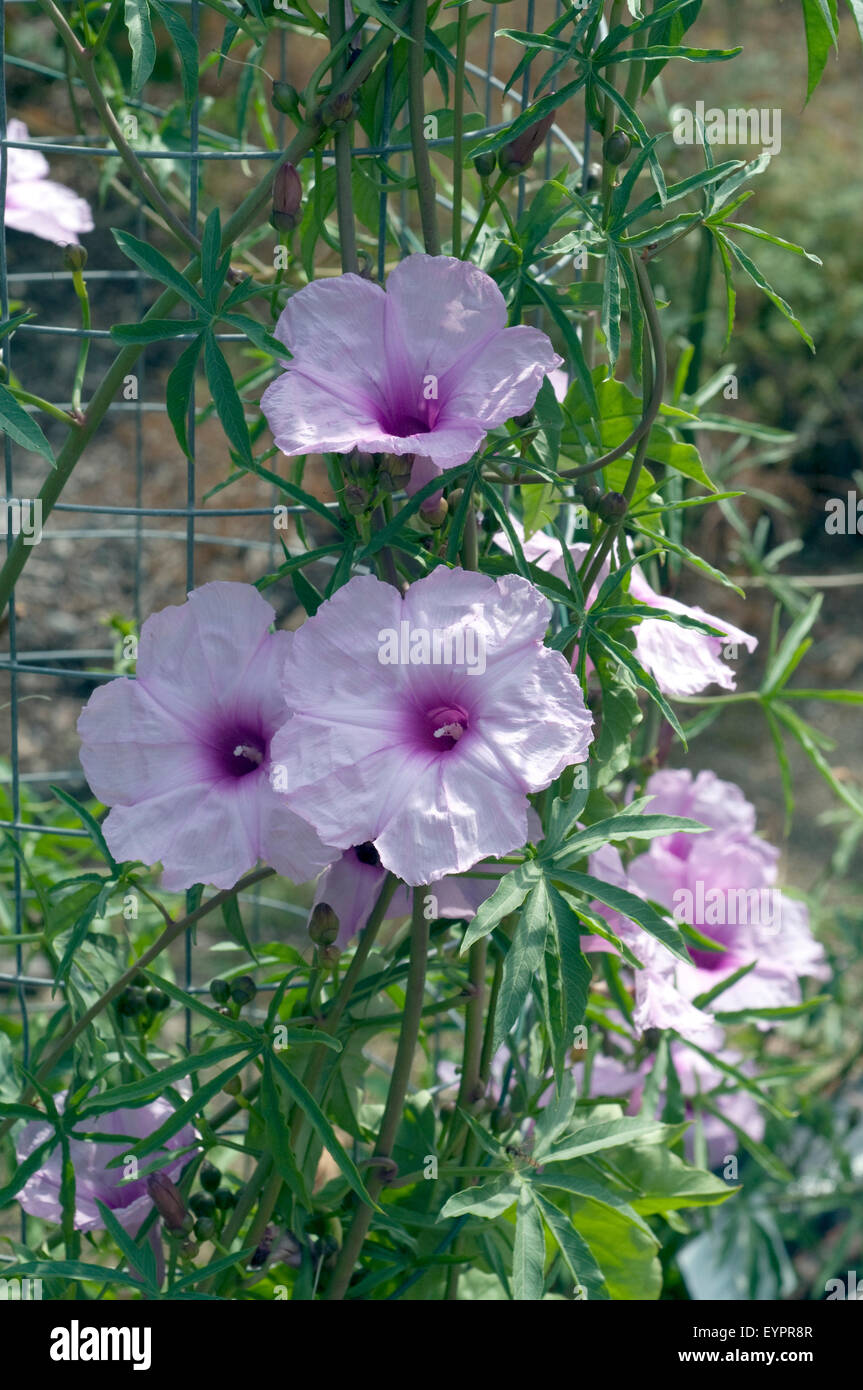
[325,886,429,1299]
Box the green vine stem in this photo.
[408,0,441,254]
[325,886,430,1299]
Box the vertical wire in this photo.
[0,0,30,1244]
[184,0,201,1051]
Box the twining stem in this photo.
[7,390,75,425]
[581,0,625,369]
[408,0,441,254]
[0,0,413,618]
[0,867,275,1142]
[451,3,469,256]
[329,0,359,274]
[325,886,429,1299]
[289,872,399,1159]
[580,252,665,594]
[36,0,199,253]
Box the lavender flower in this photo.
[15,1096,197,1234]
[260,254,561,484]
[271,566,592,885]
[3,119,93,245]
[77,582,336,891]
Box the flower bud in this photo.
[379,453,413,492]
[271,162,303,233]
[321,91,357,130]
[308,901,339,947]
[582,485,602,512]
[214,1186,237,1211]
[200,1161,222,1193]
[118,986,146,1017]
[209,978,230,1006]
[146,988,170,1013]
[147,1172,188,1233]
[603,129,632,166]
[513,409,534,429]
[499,110,557,176]
[343,447,376,480]
[596,490,628,522]
[63,244,87,271]
[230,974,257,1007]
[195,1216,217,1242]
[190,1192,216,1218]
[271,81,299,116]
[473,151,496,179]
[221,1075,242,1097]
[344,483,369,515]
[318,943,342,969]
[419,496,448,528]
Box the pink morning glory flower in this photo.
[3,119,93,245]
[270,566,592,886]
[15,1095,197,1234]
[586,770,827,1032]
[260,254,562,481]
[496,524,757,698]
[77,582,336,892]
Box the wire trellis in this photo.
[0,0,587,1245]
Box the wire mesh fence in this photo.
[0,0,588,1247]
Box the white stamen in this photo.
[233,743,264,765]
[433,722,464,742]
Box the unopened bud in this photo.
[379,453,413,492]
[271,161,303,233]
[318,943,342,969]
[513,409,534,429]
[419,496,448,528]
[603,129,632,166]
[200,1161,222,1193]
[214,1186,237,1211]
[190,1192,216,1217]
[596,490,627,522]
[308,901,339,946]
[195,1216,216,1242]
[343,447,376,480]
[147,1172,188,1233]
[321,91,357,130]
[118,986,146,1017]
[221,1074,242,1097]
[499,110,557,176]
[209,978,230,1006]
[271,81,299,116]
[582,485,602,512]
[230,974,257,1007]
[63,244,87,271]
[473,151,496,179]
[344,483,369,515]
[146,988,170,1013]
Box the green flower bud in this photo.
[62,244,88,272]
[499,110,557,176]
[146,988,170,1013]
[271,162,303,233]
[596,490,628,522]
[209,978,231,1006]
[582,485,602,512]
[190,1192,216,1218]
[513,409,534,429]
[214,1186,238,1211]
[199,1161,222,1193]
[603,129,632,166]
[473,151,496,179]
[230,975,257,1007]
[419,496,448,528]
[321,91,357,130]
[379,453,414,492]
[118,986,147,1017]
[271,81,299,116]
[308,901,339,946]
[195,1216,217,1242]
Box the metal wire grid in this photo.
[0,0,586,1243]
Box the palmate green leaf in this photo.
[49,785,118,870]
[269,1048,374,1207]
[53,889,103,989]
[533,1168,653,1236]
[493,879,549,1050]
[116,1051,259,1161]
[439,1175,520,1221]
[468,73,587,160]
[675,1037,793,1120]
[112,318,208,344]
[761,593,823,696]
[260,1055,311,1208]
[592,72,667,205]
[0,382,55,463]
[546,884,591,1069]
[550,867,690,963]
[125,0,157,93]
[771,700,863,818]
[607,1146,735,1214]
[587,623,687,743]
[95,1200,159,1288]
[530,1188,609,1299]
[549,811,708,863]
[513,1184,545,1300]
[522,276,597,414]
[634,520,745,595]
[718,231,815,351]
